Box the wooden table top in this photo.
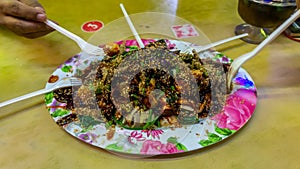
[0,0,300,168]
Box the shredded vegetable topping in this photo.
[56,39,228,130]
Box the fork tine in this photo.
[70,81,81,85]
[70,78,82,86]
[226,10,300,93]
[84,47,105,56]
[0,77,82,108]
[45,20,105,56]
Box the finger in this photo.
[2,1,46,22]
[23,29,54,39]
[3,16,53,35]
[20,0,43,8]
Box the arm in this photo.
[0,0,54,38]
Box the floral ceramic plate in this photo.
[44,39,257,156]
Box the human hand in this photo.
[0,0,54,38]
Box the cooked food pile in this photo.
[55,39,228,129]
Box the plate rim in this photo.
[44,38,257,156]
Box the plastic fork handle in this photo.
[120,4,145,48]
[196,33,248,52]
[0,88,51,108]
[251,9,300,57]
[45,20,86,49]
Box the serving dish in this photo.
[44,38,257,156]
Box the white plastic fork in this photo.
[120,3,145,48]
[179,33,248,53]
[226,9,300,92]
[195,33,248,52]
[0,77,82,108]
[45,20,105,56]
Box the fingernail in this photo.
[37,13,47,22]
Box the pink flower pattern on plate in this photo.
[127,131,146,144]
[46,39,258,155]
[212,88,257,130]
[114,39,177,50]
[115,39,155,47]
[78,132,97,143]
[140,140,184,155]
[142,129,164,139]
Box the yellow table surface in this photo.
[1,0,300,168]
